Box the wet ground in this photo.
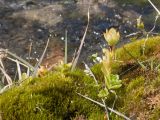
[0,0,160,70]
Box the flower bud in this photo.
[103,28,120,46]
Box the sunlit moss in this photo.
[0,69,103,120]
[1,35,160,120]
[116,36,160,61]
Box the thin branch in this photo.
[107,107,131,120]
[77,92,131,120]
[71,3,90,71]
[77,92,105,107]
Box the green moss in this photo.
[0,69,103,120]
[152,75,160,88]
[126,76,144,92]
[91,63,104,82]
[115,73,160,119]
[116,36,160,61]
[150,108,160,120]
[88,112,104,120]
[119,76,145,115]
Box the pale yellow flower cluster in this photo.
[103,28,120,46]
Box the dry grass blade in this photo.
[0,66,12,85]
[148,0,160,15]
[1,75,5,84]
[7,57,29,69]
[77,92,131,120]
[83,62,98,84]
[0,84,11,94]
[71,3,90,71]
[77,92,105,107]
[0,59,12,85]
[0,58,12,94]
[1,49,34,70]
[28,42,33,62]
[27,67,30,76]
[16,59,22,80]
[0,59,5,69]
[32,38,50,77]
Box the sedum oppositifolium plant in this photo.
[100,28,122,97]
[79,28,129,120]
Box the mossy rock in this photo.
[1,35,160,120]
[116,36,160,61]
[0,69,104,120]
[112,36,160,119]
[113,36,160,75]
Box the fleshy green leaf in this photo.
[110,84,122,89]
[105,74,122,90]
[98,88,109,98]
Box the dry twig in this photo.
[71,3,90,71]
